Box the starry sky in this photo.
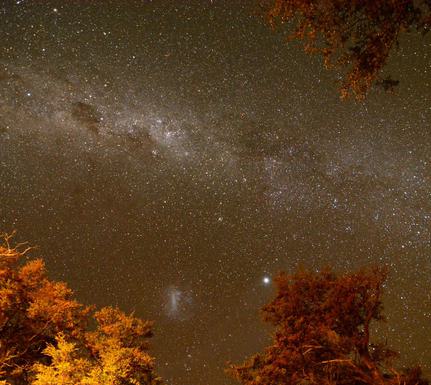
[0,1,430,384]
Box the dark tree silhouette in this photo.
[227,267,429,385]
[262,0,431,98]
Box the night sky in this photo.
[0,1,430,384]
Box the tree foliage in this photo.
[0,233,162,385]
[227,267,429,385]
[263,0,431,98]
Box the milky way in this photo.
[0,2,430,385]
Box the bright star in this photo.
[262,276,271,285]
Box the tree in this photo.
[31,309,159,385]
[0,233,162,385]
[227,267,429,385]
[262,0,431,98]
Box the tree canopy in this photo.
[1,233,429,385]
[227,267,429,385]
[263,0,431,98]
[0,233,162,385]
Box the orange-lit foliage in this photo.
[0,234,162,385]
[263,0,431,98]
[228,267,429,385]
[31,310,159,385]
